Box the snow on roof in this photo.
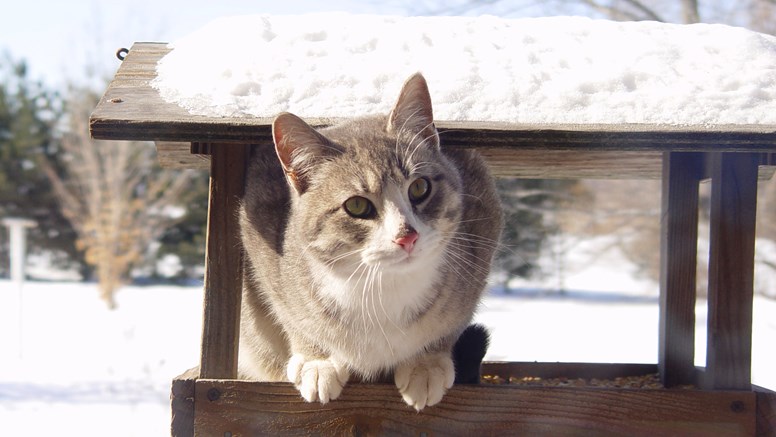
[151,14,776,126]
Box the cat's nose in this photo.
[394,229,419,254]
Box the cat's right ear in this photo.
[273,112,339,194]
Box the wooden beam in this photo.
[199,143,250,379]
[192,379,755,436]
[476,148,664,179]
[659,152,703,387]
[704,152,759,390]
[153,133,776,180]
[155,142,209,170]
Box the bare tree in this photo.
[429,0,775,31]
[43,89,196,308]
[748,0,776,34]
[576,0,667,21]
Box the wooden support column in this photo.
[704,152,759,390]
[659,152,703,387]
[200,143,250,379]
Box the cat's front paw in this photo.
[287,354,349,404]
[394,352,455,411]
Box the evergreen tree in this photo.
[155,171,209,282]
[494,178,583,288]
[0,53,86,278]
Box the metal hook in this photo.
[116,48,129,61]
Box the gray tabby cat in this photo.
[238,73,502,410]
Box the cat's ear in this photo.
[272,112,339,194]
[387,73,439,149]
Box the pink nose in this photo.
[394,231,419,254]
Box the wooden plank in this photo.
[91,43,776,153]
[171,367,198,437]
[154,132,776,181]
[659,152,703,387]
[438,125,776,153]
[155,142,209,170]
[704,152,759,390]
[156,141,667,178]
[479,148,662,178]
[199,143,250,379]
[193,379,755,436]
[755,388,776,437]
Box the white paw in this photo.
[287,354,349,404]
[394,353,455,411]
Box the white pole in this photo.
[2,218,36,359]
[3,218,36,286]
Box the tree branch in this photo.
[621,0,666,22]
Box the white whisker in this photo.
[371,265,395,359]
[377,269,407,338]
[405,122,437,168]
[394,107,424,159]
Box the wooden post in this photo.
[659,152,703,387]
[756,389,776,436]
[199,143,250,379]
[704,152,759,390]
[171,368,198,437]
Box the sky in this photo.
[0,0,416,89]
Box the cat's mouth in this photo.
[365,246,427,272]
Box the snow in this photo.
[1,272,774,435]
[0,282,203,436]
[152,14,776,126]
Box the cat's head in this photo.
[271,73,463,275]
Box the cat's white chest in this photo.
[314,258,443,373]
[321,264,437,325]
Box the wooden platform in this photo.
[92,42,776,436]
[173,362,765,437]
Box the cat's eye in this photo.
[344,196,375,219]
[408,177,431,204]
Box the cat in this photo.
[238,73,502,410]
[453,324,491,385]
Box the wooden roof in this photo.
[90,42,776,179]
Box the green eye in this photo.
[408,177,431,204]
[344,196,375,219]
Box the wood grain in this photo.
[659,152,703,387]
[192,379,755,436]
[199,144,250,379]
[704,153,759,390]
[154,141,776,180]
[155,142,209,170]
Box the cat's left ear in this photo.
[387,73,440,149]
[273,112,340,194]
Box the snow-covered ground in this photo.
[0,282,203,436]
[1,271,774,436]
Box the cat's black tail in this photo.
[452,324,490,384]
